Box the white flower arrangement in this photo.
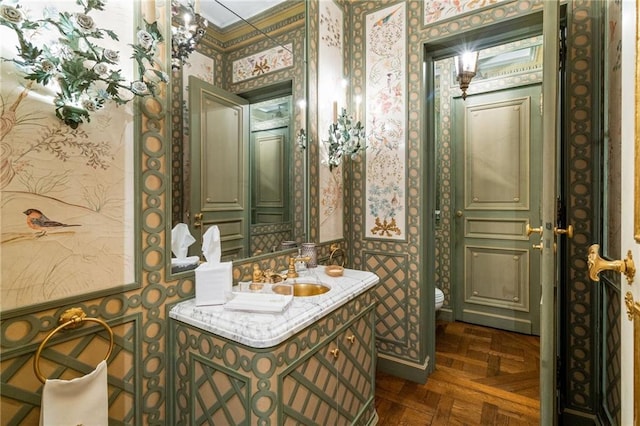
[0,0,168,128]
[323,107,366,171]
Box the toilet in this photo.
[435,287,444,310]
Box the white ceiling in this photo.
[197,0,287,29]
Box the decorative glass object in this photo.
[170,0,207,70]
[301,242,317,268]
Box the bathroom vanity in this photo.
[169,268,379,425]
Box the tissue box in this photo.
[195,261,233,306]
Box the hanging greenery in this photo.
[323,107,366,172]
[0,0,168,128]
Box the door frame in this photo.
[422,4,545,399]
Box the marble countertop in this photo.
[169,268,379,348]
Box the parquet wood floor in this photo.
[375,321,540,425]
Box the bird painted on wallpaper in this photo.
[23,208,81,236]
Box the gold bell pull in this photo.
[526,223,543,236]
[587,244,635,284]
[554,225,574,238]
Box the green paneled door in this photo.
[189,76,250,261]
[453,84,542,336]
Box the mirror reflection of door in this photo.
[249,97,292,228]
[189,76,249,261]
[242,87,296,256]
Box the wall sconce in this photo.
[323,107,366,172]
[171,0,207,70]
[455,51,479,100]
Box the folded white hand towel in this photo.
[40,359,109,426]
[224,292,292,313]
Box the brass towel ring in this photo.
[34,307,114,384]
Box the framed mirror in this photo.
[168,0,307,275]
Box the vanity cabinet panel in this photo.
[171,286,378,425]
[281,309,375,425]
[337,312,375,424]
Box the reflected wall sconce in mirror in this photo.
[455,50,479,100]
[296,129,307,150]
[171,0,207,70]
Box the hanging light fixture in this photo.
[454,51,479,100]
[171,0,208,70]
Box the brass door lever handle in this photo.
[554,225,574,238]
[587,244,635,284]
[193,212,203,228]
[526,223,542,236]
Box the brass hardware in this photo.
[526,223,542,236]
[456,210,463,217]
[554,225,574,238]
[34,307,114,384]
[347,335,356,344]
[264,269,286,283]
[287,255,311,279]
[273,282,330,297]
[625,292,640,321]
[325,264,344,277]
[252,264,264,283]
[587,244,636,284]
[328,243,346,267]
[193,212,203,228]
[330,348,340,359]
[533,242,544,250]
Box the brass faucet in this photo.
[287,255,311,279]
[251,265,286,290]
[252,264,265,283]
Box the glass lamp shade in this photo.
[454,51,479,100]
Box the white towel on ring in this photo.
[39,359,108,426]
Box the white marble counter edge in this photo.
[169,269,379,348]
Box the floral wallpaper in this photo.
[318,0,345,242]
[231,43,293,83]
[365,3,406,240]
[423,0,508,25]
[0,1,136,311]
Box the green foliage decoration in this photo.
[323,107,366,172]
[0,0,168,128]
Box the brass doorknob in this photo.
[456,210,463,217]
[330,348,340,359]
[346,335,355,344]
[193,212,203,228]
[554,225,574,238]
[587,244,635,284]
[532,242,544,250]
[526,223,543,236]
